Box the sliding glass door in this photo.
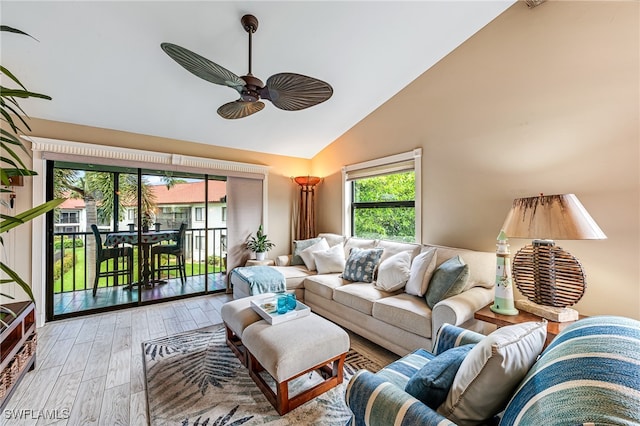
[47,161,227,320]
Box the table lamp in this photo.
[501,193,606,321]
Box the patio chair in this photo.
[90,224,134,296]
[151,223,187,285]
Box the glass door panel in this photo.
[48,163,228,319]
[51,166,139,317]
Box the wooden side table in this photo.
[245,259,275,267]
[474,303,585,348]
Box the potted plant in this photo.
[246,225,275,261]
[1,26,63,311]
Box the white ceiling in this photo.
[2,1,514,159]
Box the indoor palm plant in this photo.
[1,25,63,310]
[245,225,275,261]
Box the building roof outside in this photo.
[58,180,226,209]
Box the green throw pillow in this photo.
[292,237,321,265]
[405,344,474,409]
[342,248,383,283]
[425,255,470,309]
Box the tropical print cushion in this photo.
[342,248,383,283]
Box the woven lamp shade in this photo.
[502,194,606,308]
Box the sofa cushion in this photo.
[333,283,395,315]
[292,237,322,265]
[376,239,422,263]
[429,245,495,290]
[425,255,469,309]
[372,293,432,338]
[303,273,347,300]
[405,344,474,410]
[343,247,383,283]
[317,233,346,247]
[313,242,346,274]
[375,251,411,291]
[271,265,315,289]
[438,321,547,426]
[344,237,377,258]
[299,238,330,271]
[405,247,437,297]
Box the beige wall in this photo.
[7,1,639,321]
[5,119,310,301]
[312,1,640,319]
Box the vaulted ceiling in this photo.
[2,1,514,158]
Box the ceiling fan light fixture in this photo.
[161,13,333,119]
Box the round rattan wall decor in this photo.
[512,243,586,308]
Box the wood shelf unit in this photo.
[0,301,36,410]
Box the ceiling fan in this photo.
[161,14,333,120]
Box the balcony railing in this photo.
[53,227,227,294]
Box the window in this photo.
[59,211,79,224]
[221,206,227,222]
[343,149,421,243]
[195,207,203,221]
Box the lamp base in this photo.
[490,298,519,316]
[515,299,579,322]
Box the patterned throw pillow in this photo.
[342,248,383,283]
[291,237,321,265]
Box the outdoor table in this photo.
[104,230,178,288]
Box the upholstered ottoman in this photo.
[242,313,350,415]
[220,294,272,365]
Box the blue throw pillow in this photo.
[425,255,470,309]
[405,344,474,409]
[342,248,383,283]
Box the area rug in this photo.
[142,326,384,426]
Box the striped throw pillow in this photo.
[499,316,640,426]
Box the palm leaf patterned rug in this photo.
[143,326,384,426]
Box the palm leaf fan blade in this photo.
[217,100,264,119]
[263,73,333,111]
[160,43,245,91]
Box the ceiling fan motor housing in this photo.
[241,74,264,102]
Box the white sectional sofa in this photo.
[230,234,496,356]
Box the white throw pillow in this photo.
[374,251,412,292]
[313,243,346,274]
[299,238,330,271]
[317,233,346,248]
[438,321,547,425]
[405,247,437,296]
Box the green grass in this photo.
[53,248,224,293]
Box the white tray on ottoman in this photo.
[250,294,311,325]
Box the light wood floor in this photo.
[3,293,398,426]
[53,273,227,317]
